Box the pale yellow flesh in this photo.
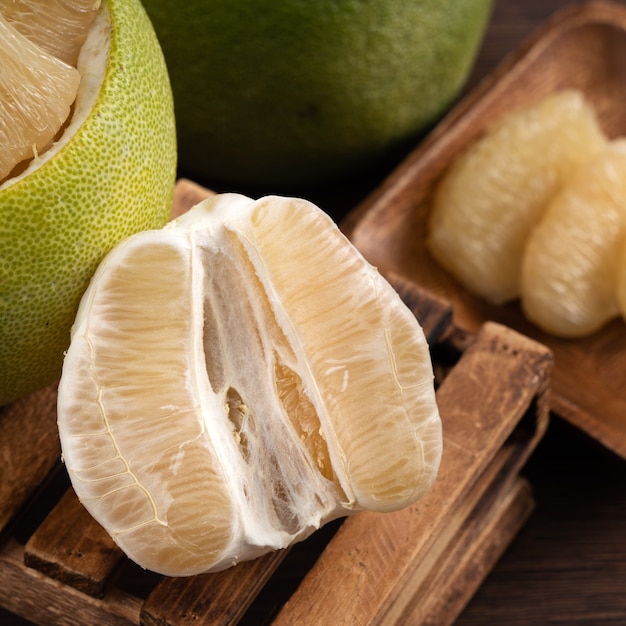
[0,0,101,182]
[0,12,80,181]
[427,90,607,305]
[521,140,626,337]
[59,235,237,575]
[57,194,441,576]
[0,0,101,66]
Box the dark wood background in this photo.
[3,1,626,624]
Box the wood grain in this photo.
[141,550,288,626]
[0,539,140,626]
[0,384,60,535]
[4,3,625,622]
[23,489,124,598]
[458,417,626,625]
[273,322,551,626]
[413,477,535,626]
[0,314,549,626]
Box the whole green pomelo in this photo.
[142,0,492,188]
[0,0,176,406]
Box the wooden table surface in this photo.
[3,1,626,624]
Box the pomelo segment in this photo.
[427,88,626,338]
[0,12,80,181]
[57,193,442,576]
[521,140,626,337]
[58,232,238,575]
[427,90,607,305]
[0,0,101,65]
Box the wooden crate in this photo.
[0,181,553,625]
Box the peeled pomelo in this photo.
[142,0,493,188]
[56,193,442,576]
[0,0,176,406]
[521,140,626,337]
[427,90,607,305]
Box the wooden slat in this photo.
[0,538,141,626]
[23,488,124,597]
[141,550,289,626]
[0,179,553,625]
[273,322,552,625]
[0,320,551,626]
[0,383,60,534]
[393,432,541,626]
[417,477,535,626]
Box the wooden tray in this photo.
[343,0,626,460]
[0,180,552,625]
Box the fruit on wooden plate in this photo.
[426,88,626,338]
[521,140,626,337]
[57,193,442,576]
[0,0,176,406]
[141,0,493,187]
[427,90,607,305]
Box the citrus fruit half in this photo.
[0,0,177,406]
[57,193,442,576]
[142,0,493,188]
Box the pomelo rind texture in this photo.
[143,0,492,188]
[0,0,177,406]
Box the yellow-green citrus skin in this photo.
[0,0,177,406]
[142,0,492,188]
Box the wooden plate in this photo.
[343,0,626,459]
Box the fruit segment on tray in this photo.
[428,88,626,338]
